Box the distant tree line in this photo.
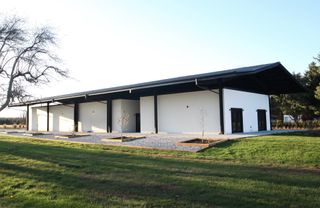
[0,117,25,125]
[271,53,320,123]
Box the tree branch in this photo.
[0,16,68,112]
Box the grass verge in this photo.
[0,132,319,207]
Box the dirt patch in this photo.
[0,124,26,129]
[176,138,226,147]
[54,134,89,139]
[101,136,145,142]
[0,131,20,134]
[23,132,48,136]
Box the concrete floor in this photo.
[0,129,299,152]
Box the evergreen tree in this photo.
[272,53,320,121]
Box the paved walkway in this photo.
[0,130,299,152]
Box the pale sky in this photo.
[1,0,320,117]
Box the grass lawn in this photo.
[0,132,319,208]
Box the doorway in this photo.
[231,108,243,133]
[257,109,267,131]
[135,113,140,132]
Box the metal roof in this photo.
[10,62,306,107]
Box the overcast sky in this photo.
[1,0,320,117]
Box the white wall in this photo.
[28,106,32,131]
[223,88,270,134]
[157,90,220,134]
[112,99,140,133]
[31,106,47,131]
[31,104,74,132]
[283,115,295,123]
[140,96,155,133]
[78,102,107,132]
[31,107,36,131]
[49,105,74,132]
[122,100,140,132]
[112,99,122,132]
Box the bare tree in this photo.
[200,108,207,139]
[117,110,130,139]
[0,16,68,112]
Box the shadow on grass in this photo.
[210,139,241,148]
[0,138,320,208]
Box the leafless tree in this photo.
[200,108,207,139]
[118,110,130,139]
[0,16,68,112]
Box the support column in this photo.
[46,102,50,132]
[219,87,224,134]
[107,99,112,133]
[154,95,158,133]
[268,95,272,130]
[26,104,29,131]
[74,103,79,132]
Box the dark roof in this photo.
[10,62,306,107]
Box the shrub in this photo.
[272,120,320,130]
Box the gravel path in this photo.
[0,129,300,152]
[18,133,205,152]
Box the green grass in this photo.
[199,132,320,168]
[0,132,319,208]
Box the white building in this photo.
[283,115,295,123]
[11,62,305,134]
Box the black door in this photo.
[135,113,140,132]
[231,108,243,133]
[257,109,267,131]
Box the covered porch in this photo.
[10,62,305,135]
